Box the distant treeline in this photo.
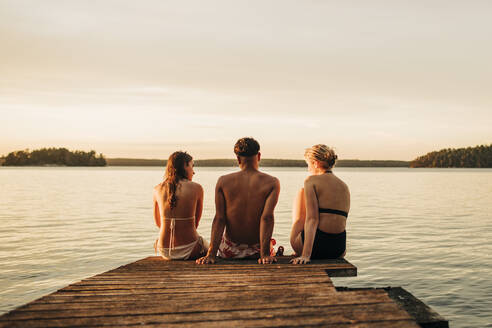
[106,158,410,167]
[2,148,107,166]
[4,145,490,168]
[410,144,492,168]
[106,158,166,166]
[336,160,409,167]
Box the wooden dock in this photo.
[0,256,447,327]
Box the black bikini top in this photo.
[319,207,348,218]
[318,170,348,217]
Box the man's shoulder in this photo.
[215,172,238,188]
[218,171,238,181]
[257,171,280,186]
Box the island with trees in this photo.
[1,148,107,166]
[410,144,492,168]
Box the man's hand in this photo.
[290,256,311,264]
[196,254,217,264]
[258,255,277,264]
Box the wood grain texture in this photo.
[0,256,421,328]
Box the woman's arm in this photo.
[195,184,204,228]
[290,188,306,252]
[292,178,319,264]
[292,188,306,224]
[153,189,161,228]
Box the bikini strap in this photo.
[169,219,175,252]
[167,217,195,253]
[168,216,195,221]
[319,208,348,217]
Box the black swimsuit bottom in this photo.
[301,229,346,259]
[301,207,348,259]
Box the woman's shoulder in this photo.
[182,180,203,192]
[305,173,348,190]
[304,174,321,184]
[154,182,164,191]
[153,183,165,199]
[333,175,349,191]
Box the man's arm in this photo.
[258,178,280,264]
[196,177,226,264]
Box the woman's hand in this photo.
[290,256,311,264]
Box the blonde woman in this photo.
[290,145,350,264]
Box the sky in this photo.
[1,1,491,160]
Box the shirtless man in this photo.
[196,137,280,265]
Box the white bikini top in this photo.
[166,216,195,250]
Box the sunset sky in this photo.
[1,1,491,160]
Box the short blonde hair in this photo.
[304,144,337,168]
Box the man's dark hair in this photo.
[234,137,260,157]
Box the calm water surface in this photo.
[0,167,491,327]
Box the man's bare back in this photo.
[219,169,279,245]
[197,137,280,264]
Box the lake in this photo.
[0,167,491,327]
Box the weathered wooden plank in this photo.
[101,271,346,278]
[69,275,333,286]
[30,286,336,304]
[79,275,331,284]
[104,256,357,277]
[2,291,391,318]
[92,266,332,272]
[50,282,334,297]
[385,287,448,328]
[108,267,353,273]
[61,281,333,291]
[0,302,415,328]
[131,319,420,328]
[1,299,393,320]
[336,287,449,328]
[111,264,355,270]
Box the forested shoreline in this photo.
[1,148,107,166]
[410,144,492,168]
[2,144,490,168]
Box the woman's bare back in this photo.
[311,173,350,233]
[154,180,202,247]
